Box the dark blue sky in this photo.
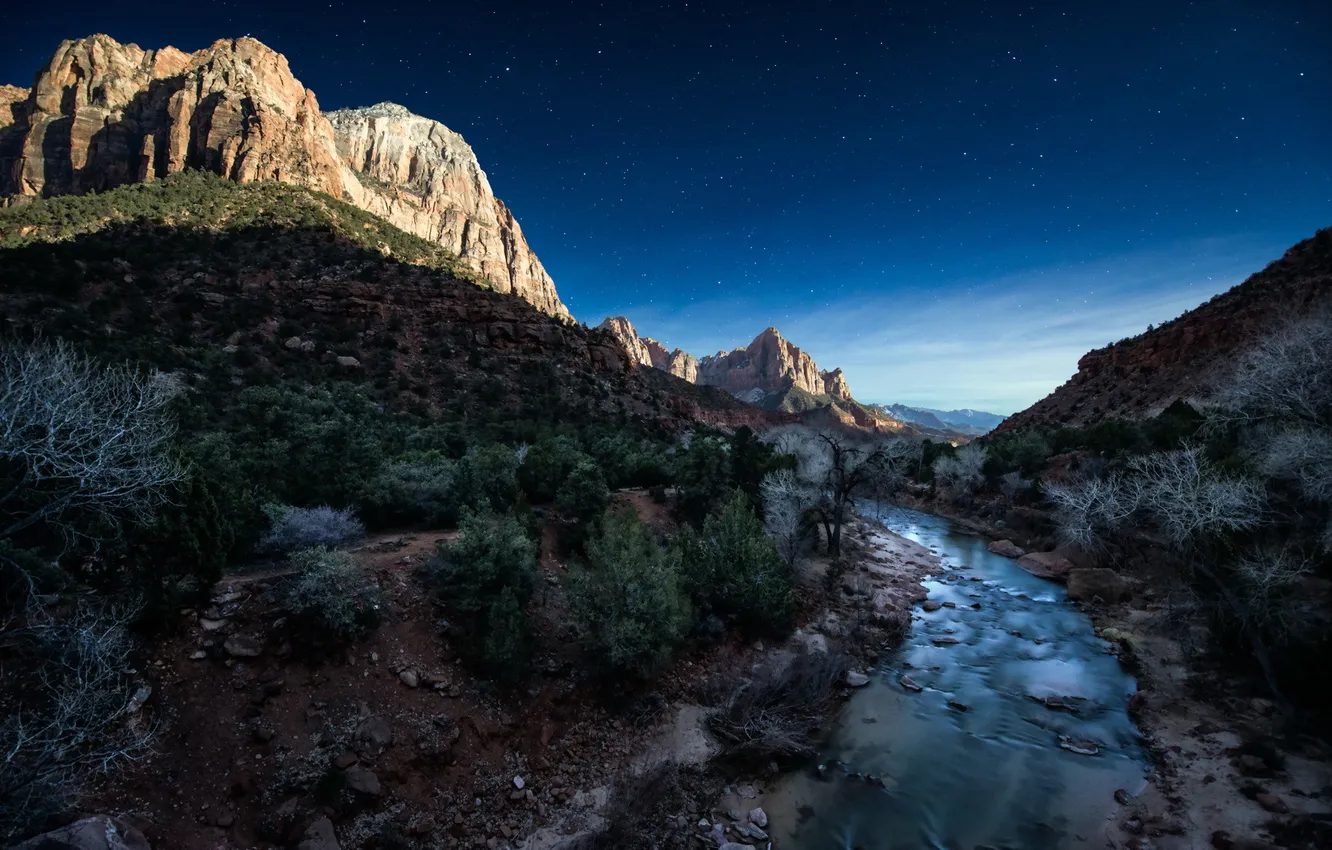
[6,1,1330,411]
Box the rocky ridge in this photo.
[0,34,569,318]
[599,315,699,382]
[599,317,850,400]
[999,228,1332,432]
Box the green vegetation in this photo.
[677,490,795,637]
[282,547,384,647]
[428,510,538,684]
[568,508,691,679]
[0,174,833,839]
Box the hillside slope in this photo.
[0,172,742,433]
[1000,228,1332,432]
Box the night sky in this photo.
[6,1,1330,412]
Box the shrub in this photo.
[259,504,365,553]
[359,452,457,528]
[672,435,732,527]
[429,511,536,682]
[282,548,383,645]
[677,490,795,637]
[556,460,611,524]
[518,436,589,503]
[454,444,521,513]
[568,507,691,679]
[0,601,157,844]
[706,649,848,765]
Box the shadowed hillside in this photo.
[999,228,1332,432]
[0,172,746,436]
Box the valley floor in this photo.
[95,496,935,850]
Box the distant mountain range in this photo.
[598,317,997,440]
[870,404,1007,436]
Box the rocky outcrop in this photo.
[821,367,852,401]
[12,816,151,850]
[0,34,569,318]
[987,539,1026,558]
[1067,567,1129,603]
[999,228,1332,432]
[327,103,566,318]
[598,315,698,381]
[1017,550,1075,582]
[698,327,851,399]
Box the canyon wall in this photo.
[0,34,569,318]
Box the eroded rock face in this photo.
[598,315,699,381]
[328,103,566,318]
[698,327,852,399]
[0,35,569,318]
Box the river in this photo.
[760,506,1149,850]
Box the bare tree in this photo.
[0,339,183,553]
[0,601,157,841]
[1210,312,1332,428]
[764,426,914,556]
[1209,313,1332,542]
[1043,471,1138,553]
[932,442,988,499]
[760,469,818,568]
[1000,470,1033,504]
[1128,446,1266,546]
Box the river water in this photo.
[761,506,1148,850]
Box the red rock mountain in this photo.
[0,34,569,318]
[599,316,699,382]
[698,327,854,400]
[999,228,1332,432]
[598,318,853,401]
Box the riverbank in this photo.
[520,514,939,849]
[89,497,935,850]
[921,500,1332,849]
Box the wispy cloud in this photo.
[599,236,1286,414]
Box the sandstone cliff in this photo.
[598,315,699,382]
[999,228,1332,432]
[327,103,565,317]
[0,34,569,318]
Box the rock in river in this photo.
[1017,551,1075,582]
[987,539,1026,558]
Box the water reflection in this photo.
[762,507,1147,850]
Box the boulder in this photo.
[223,634,263,657]
[12,816,150,850]
[1067,568,1129,602]
[355,716,394,757]
[1017,551,1075,582]
[845,671,871,687]
[345,765,382,795]
[987,539,1026,558]
[298,817,340,850]
[921,600,942,612]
